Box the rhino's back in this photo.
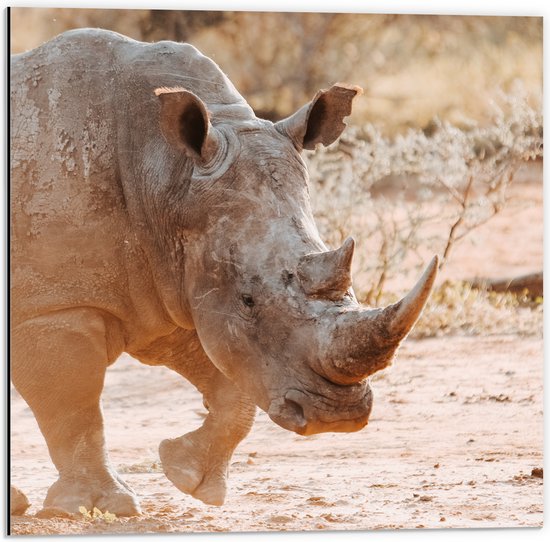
[10,29,251,325]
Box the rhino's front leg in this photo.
[11,308,140,518]
[159,370,256,506]
[133,329,256,506]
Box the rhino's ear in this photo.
[275,84,363,151]
[155,87,219,163]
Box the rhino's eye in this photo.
[241,294,255,308]
[282,270,294,286]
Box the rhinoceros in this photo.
[10,28,437,517]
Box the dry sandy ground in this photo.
[9,165,543,535]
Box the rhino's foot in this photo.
[37,476,141,518]
[10,486,31,516]
[159,435,227,506]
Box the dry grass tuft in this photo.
[410,281,543,338]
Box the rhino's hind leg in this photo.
[11,308,140,518]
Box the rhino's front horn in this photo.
[384,255,439,338]
[317,256,439,385]
[297,237,355,300]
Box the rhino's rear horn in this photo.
[297,237,355,300]
[155,87,220,164]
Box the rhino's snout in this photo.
[267,383,373,436]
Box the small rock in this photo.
[307,496,331,506]
[531,467,543,479]
[269,515,292,524]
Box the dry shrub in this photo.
[305,85,542,335]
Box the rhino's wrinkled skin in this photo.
[10,29,437,517]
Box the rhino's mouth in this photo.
[266,382,373,436]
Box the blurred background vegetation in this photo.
[10,9,543,337]
[10,9,542,134]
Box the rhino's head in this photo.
[155,85,437,435]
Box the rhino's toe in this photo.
[162,464,202,494]
[162,463,227,506]
[159,435,228,505]
[94,490,142,517]
[160,437,203,495]
[159,436,203,493]
[37,493,140,519]
[10,486,30,516]
[40,476,141,518]
[191,476,227,506]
